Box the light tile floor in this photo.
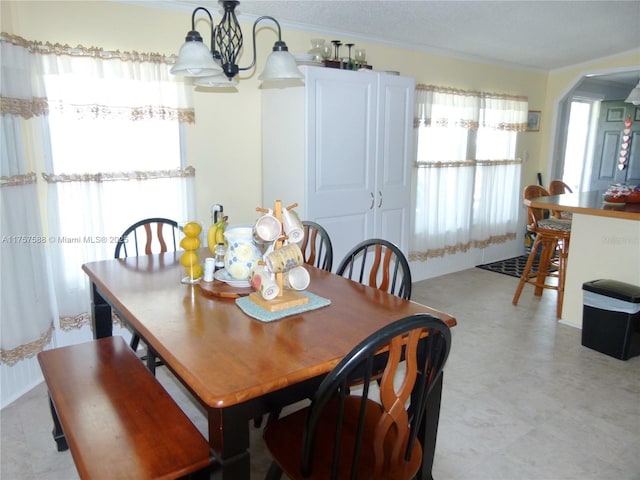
[2,268,639,479]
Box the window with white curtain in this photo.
[37,44,197,340]
[411,85,528,261]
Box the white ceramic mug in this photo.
[284,265,310,290]
[253,211,282,243]
[282,208,304,243]
[250,264,279,300]
[266,243,304,273]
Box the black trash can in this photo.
[582,279,640,360]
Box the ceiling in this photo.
[142,0,640,74]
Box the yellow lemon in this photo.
[180,250,199,267]
[183,221,202,237]
[185,263,203,280]
[180,236,200,251]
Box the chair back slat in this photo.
[337,239,412,300]
[114,217,179,259]
[301,221,334,271]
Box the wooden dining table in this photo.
[82,251,457,479]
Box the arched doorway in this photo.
[551,68,640,191]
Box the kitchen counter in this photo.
[525,189,640,221]
[525,190,639,328]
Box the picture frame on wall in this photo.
[527,110,541,132]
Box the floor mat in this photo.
[476,255,555,279]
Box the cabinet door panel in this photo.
[375,75,415,253]
[378,207,406,250]
[316,212,372,270]
[307,71,377,218]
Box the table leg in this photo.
[48,395,68,452]
[90,282,112,339]
[415,371,443,480]
[209,405,251,480]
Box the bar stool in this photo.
[513,185,572,318]
[549,180,573,219]
[548,180,572,195]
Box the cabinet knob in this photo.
[369,192,374,210]
[378,190,383,208]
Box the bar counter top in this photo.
[525,189,640,221]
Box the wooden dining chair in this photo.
[114,217,179,373]
[300,221,333,271]
[263,313,452,480]
[512,185,571,318]
[114,217,179,259]
[336,239,412,300]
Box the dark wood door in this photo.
[591,101,640,190]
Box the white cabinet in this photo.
[262,66,415,270]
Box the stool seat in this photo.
[537,218,572,232]
[513,185,571,318]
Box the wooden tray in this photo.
[199,280,253,299]
[248,290,309,312]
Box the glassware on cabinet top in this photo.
[345,43,355,70]
[331,40,342,61]
[355,48,366,66]
[308,38,325,63]
[321,43,332,60]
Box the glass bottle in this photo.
[214,243,226,272]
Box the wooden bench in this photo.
[38,336,213,480]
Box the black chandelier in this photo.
[170,1,303,87]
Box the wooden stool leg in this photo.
[513,236,542,306]
[556,238,570,318]
[534,238,555,297]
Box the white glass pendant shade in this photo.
[170,41,223,77]
[258,50,304,81]
[625,81,640,106]
[195,74,239,87]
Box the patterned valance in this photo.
[0,33,193,123]
[48,101,194,123]
[42,166,196,184]
[1,32,176,65]
[414,84,528,132]
[0,96,49,118]
[0,172,37,188]
[414,159,523,168]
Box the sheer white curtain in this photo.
[471,95,528,247]
[0,32,195,406]
[411,85,527,261]
[1,35,56,406]
[36,43,196,344]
